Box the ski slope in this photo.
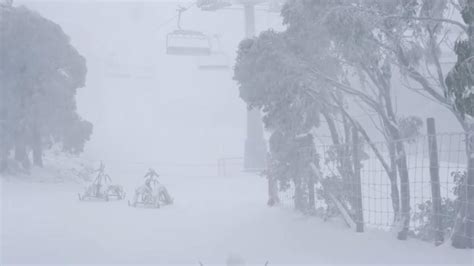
[1,163,473,265]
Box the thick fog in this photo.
[10,0,464,165]
[16,0,283,166]
[3,1,474,265]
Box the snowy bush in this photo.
[1,146,95,183]
[317,174,346,219]
[398,116,423,142]
[412,198,457,241]
[411,171,466,241]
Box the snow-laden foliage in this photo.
[398,116,424,141]
[446,36,474,119]
[444,0,474,249]
[234,30,322,134]
[234,28,326,212]
[0,6,92,172]
[236,0,469,242]
[412,171,466,241]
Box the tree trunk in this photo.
[321,109,354,196]
[342,114,353,178]
[322,109,341,146]
[388,142,401,222]
[32,130,43,167]
[427,118,444,246]
[308,173,316,212]
[333,96,401,220]
[382,111,410,240]
[328,111,351,177]
[267,176,280,207]
[377,69,410,240]
[0,147,8,172]
[15,138,30,170]
[395,139,410,240]
[0,122,8,172]
[352,129,364,232]
[294,179,305,211]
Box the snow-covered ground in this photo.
[1,160,473,265]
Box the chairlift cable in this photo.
[154,1,197,32]
[155,1,275,33]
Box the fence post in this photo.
[352,129,364,232]
[427,118,444,246]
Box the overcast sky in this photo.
[15,0,283,166]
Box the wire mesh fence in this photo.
[217,157,244,177]
[274,129,474,246]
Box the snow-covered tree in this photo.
[0,5,92,171]
[281,0,416,238]
[444,0,474,249]
[353,0,474,248]
[234,30,322,211]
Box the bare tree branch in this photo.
[330,93,392,175]
[385,15,467,32]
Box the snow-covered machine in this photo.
[78,162,125,201]
[128,169,173,208]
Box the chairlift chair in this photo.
[197,52,230,70]
[167,30,211,56]
[166,6,212,56]
[197,35,230,70]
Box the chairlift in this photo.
[166,7,211,56]
[197,52,230,70]
[197,35,230,70]
[197,0,232,11]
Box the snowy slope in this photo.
[2,161,473,265]
[0,151,95,184]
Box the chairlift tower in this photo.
[196,0,270,171]
[242,2,267,172]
